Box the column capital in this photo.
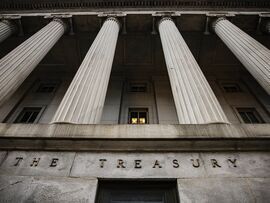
[105,17,121,27]
[1,19,15,27]
[52,18,68,32]
[265,20,270,34]
[212,17,227,29]
[1,19,17,33]
[0,19,17,43]
[158,17,174,27]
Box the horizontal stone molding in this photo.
[0,0,269,11]
[0,151,269,178]
[0,124,269,151]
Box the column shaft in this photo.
[0,20,16,43]
[159,17,228,124]
[0,19,66,106]
[213,18,270,94]
[52,17,120,124]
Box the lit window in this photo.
[222,83,241,93]
[129,108,148,124]
[36,82,58,93]
[129,83,147,92]
[14,107,43,123]
[237,108,264,124]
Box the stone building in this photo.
[0,0,269,202]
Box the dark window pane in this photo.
[222,83,241,92]
[20,112,32,123]
[239,112,251,123]
[246,112,260,123]
[131,112,138,118]
[96,181,179,203]
[28,111,39,123]
[129,83,147,92]
[15,107,42,124]
[36,83,58,93]
[237,108,264,124]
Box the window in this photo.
[128,108,148,124]
[129,83,147,92]
[96,181,179,203]
[237,108,264,123]
[36,82,58,93]
[221,83,241,93]
[14,107,43,123]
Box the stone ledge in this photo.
[0,0,269,11]
[0,123,269,151]
[0,123,269,138]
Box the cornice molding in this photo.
[0,0,270,11]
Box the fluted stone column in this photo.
[158,17,228,124]
[213,18,270,95]
[0,20,17,43]
[0,18,66,106]
[265,21,270,34]
[52,17,120,124]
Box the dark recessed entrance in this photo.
[96,180,179,203]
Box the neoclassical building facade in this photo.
[0,0,269,202]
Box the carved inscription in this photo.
[10,156,238,170]
[191,159,200,168]
[228,159,237,167]
[14,157,23,166]
[50,158,59,167]
[30,158,40,167]
[96,157,237,169]
[211,159,221,168]
[13,157,60,167]
[134,160,142,168]
[99,159,107,168]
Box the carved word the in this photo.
[13,157,59,167]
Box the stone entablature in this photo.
[0,0,270,11]
[0,151,269,202]
[0,123,269,151]
[0,151,269,178]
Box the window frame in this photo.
[128,82,148,93]
[96,180,179,203]
[127,81,150,94]
[13,106,46,124]
[34,81,60,94]
[128,108,149,124]
[235,107,265,124]
[220,82,243,93]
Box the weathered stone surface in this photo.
[0,124,269,151]
[201,152,270,178]
[177,178,255,203]
[0,175,97,203]
[0,123,269,139]
[0,151,7,165]
[70,152,270,178]
[71,152,206,178]
[0,151,269,179]
[247,178,270,203]
[0,151,75,177]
